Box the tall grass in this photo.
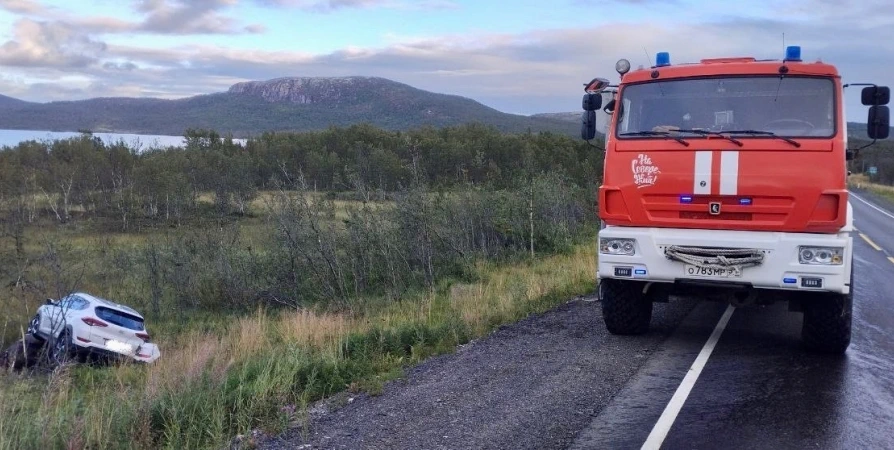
[0,244,597,450]
[850,173,894,204]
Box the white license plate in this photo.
[106,340,134,354]
[684,265,742,278]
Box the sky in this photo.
[0,0,892,118]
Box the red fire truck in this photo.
[581,46,890,353]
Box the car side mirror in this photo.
[45,298,55,305]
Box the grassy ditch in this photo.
[849,174,894,204]
[867,184,894,204]
[0,244,597,450]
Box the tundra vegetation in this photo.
[0,124,603,449]
[855,139,894,186]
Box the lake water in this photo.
[0,129,246,150]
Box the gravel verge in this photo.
[260,293,698,450]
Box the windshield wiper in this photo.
[672,129,743,147]
[619,131,690,147]
[721,130,801,148]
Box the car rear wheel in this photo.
[51,330,74,366]
[600,278,653,335]
[26,314,44,341]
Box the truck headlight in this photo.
[799,246,843,265]
[600,238,636,256]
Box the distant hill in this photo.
[531,112,581,123]
[0,94,27,108]
[846,121,894,140]
[0,77,577,137]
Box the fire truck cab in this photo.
[581,46,890,353]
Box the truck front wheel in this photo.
[600,279,653,335]
[801,288,852,354]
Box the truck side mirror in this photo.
[582,93,602,111]
[867,105,890,139]
[862,86,890,106]
[581,110,597,140]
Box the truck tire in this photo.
[801,284,852,354]
[600,279,652,335]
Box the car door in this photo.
[61,296,89,333]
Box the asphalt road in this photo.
[262,192,894,450]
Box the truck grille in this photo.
[680,212,752,220]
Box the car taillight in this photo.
[136,332,151,342]
[81,317,108,327]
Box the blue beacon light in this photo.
[656,52,671,67]
[784,45,801,62]
[680,195,693,204]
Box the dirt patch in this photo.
[1,336,47,372]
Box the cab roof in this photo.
[620,59,840,84]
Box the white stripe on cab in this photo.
[719,151,739,195]
[693,151,712,195]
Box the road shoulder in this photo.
[259,295,698,450]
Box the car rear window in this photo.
[96,307,145,331]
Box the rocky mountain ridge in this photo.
[0,77,577,137]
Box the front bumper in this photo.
[598,226,852,294]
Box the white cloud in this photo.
[1,0,894,117]
[255,0,459,12]
[0,0,47,15]
[0,19,107,68]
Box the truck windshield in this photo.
[616,76,835,139]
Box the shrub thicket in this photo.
[1,124,603,340]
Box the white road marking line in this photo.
[719,151,739,195]
[888,257,894,265]
[694,151,712,195]
[851,193,894,221]
[641,304,735,450]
